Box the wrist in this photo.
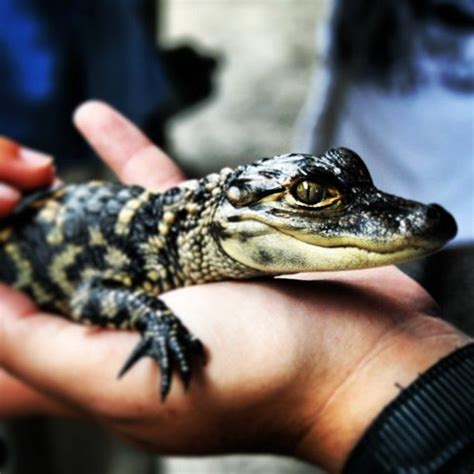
[294,316,472,473]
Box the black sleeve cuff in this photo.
[343,343,474,474]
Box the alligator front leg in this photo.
[70,278,204,400]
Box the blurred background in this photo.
[163,0,325,174]
[0,0,326,178]
[1,1,473,473]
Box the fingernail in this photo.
[0,183,21,201]
[0,136,21,160]
[0,137,54,168]
[19,147,53,167]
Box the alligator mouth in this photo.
[218,210,452,273]
[242,216,443,256]
[219,220,437,273]
[277,227,440,267]
[280,227,439,255]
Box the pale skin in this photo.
[0,102,471,473]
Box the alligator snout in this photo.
[426,203,457,242]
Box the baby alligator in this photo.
[0,148,457,399]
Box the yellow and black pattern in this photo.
[0,148,457,399]
[0,170,248,399]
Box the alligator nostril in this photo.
[426,203,458,240]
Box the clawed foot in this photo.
[118,313,204,401]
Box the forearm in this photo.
[294,317,472,473]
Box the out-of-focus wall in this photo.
[162,0,328,175]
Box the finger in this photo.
[73,101,186,191]
[0,137,55,191]
[0,136,20,157]
[0,369,80,418]
[0,183,21,218]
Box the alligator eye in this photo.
[290,180,340,207]
[291,180,325,204]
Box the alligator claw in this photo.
[118,314,204,401]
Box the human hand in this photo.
[0,103,471,473]
[0,137,55,217]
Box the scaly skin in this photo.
[0,148,457,399]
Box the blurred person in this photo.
[298,0,474,333]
